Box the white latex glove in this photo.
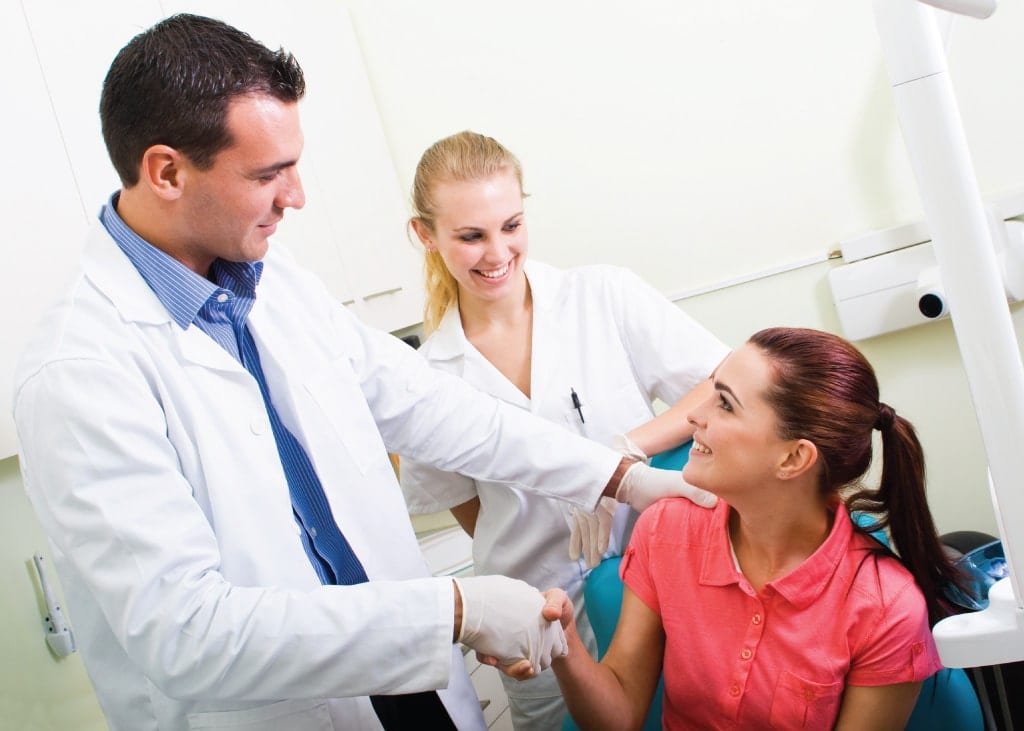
[569,496,618,569]
[566,433,648,568]
[615,461,718,513]
[454,576,568,675]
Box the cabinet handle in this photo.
[362,287,403,301]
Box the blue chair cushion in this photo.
[849,513,983,730]
[561,442,693,731]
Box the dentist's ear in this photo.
[776,439,818,481]
[139,145,186,201]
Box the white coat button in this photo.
[250,414,269,434]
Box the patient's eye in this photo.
[717,394,733,413]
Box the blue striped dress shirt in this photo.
[100,195,367,586]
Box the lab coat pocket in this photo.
[768,671,843,729]
[305,359,380,474]
[187,699,333,730]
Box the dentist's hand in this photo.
[612,434,717,513]
[453,576,568,678]
[478,589,573,679]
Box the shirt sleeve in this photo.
[400,456,479,514]
[846,573,945,686]
[609,266,730,406]
[619,501,663,616]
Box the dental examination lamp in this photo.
[874,0,1024,668]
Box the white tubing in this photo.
[875,0,1024,666]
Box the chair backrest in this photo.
[560,555,664,731]
[561,442,694,731]
[849,512,985,731]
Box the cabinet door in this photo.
[165,0,424,331]
[4,1,424,457]
[1,0,158,458]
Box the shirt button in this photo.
[216,293,229,303]
[740,648,752,660]
[912,642,924,655]
[310,527,318,538]
[729,684,741,697]
[752,613,762,625]
[804,688,815,701]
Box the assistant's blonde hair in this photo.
[410,130,525,334]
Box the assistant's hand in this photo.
[454,576,568,678]
[567,432,646,567]
[568,496,618,569]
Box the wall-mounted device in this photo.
[828,190,1024,341]
[31,552,76,658]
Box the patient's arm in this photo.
[626,378,715,457]
[834,681,922,731]
[552,587,664,731]
[449,497,481,537]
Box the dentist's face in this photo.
[422,169,528,305]
[171,94,306,276]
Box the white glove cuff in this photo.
[611,433,649,463]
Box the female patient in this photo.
[548,327,965,730]
[399,130,728,729]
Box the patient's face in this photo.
[683,344,789,498]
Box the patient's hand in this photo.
[479,589,571,680]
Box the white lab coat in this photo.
[12,225,620,731]
[400,261,729,723]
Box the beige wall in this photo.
[4,1,1022,728]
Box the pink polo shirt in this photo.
[621,499,942,730]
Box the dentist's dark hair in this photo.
[100,13,305,186]
[749,326,963,626]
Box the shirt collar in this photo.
[700,502,854,610]
[100,192,263,329]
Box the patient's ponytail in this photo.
[750,327,965,626]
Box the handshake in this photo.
[453,576,567,677]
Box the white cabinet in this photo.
[2,1,424,458]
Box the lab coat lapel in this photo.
[429,306,531,409]
[524,262,563,416]
[83,223,242,373]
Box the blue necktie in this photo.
[237,325,456,729]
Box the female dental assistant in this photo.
[399,131,729,730]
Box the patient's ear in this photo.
[776,439,818,481]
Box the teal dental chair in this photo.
[563,441,985,731]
